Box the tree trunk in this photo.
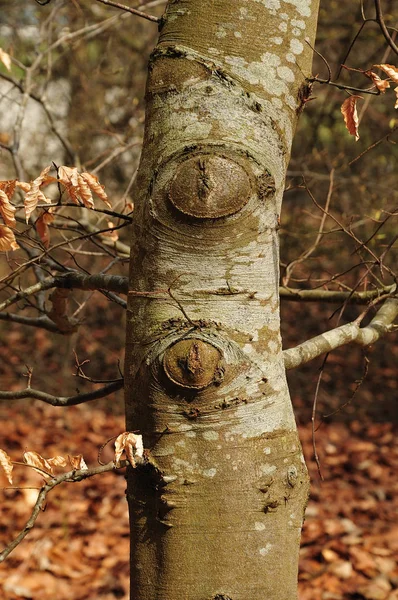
[124,1,320,598]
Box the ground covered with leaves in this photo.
[0,402,396,600]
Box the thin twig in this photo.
[94,0,160,23]
[0,380,124,406]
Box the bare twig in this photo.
[94,0,160,23]
[0,379,124,406]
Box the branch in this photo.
[279,283,396,304]
[0,379,124,406]
[374,0,398,56]
[94,0,160,23]
[283,298,398,370]
[2,273,394,315]
[0,272,129,312]
[0,460,125,562]
[0,312,63,333]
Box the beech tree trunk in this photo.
[124,1,320,598]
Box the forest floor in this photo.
[0,402,397,600]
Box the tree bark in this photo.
[124,1,320,598]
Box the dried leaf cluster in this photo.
[0,166,110,251]
[341,64,398,140]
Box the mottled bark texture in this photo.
[124,1,320,598]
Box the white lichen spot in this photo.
[240,7,248,17]
[279,22,288,32]
[225,52,290,98]
[268,339,279,353]
[226,454,231,460]
[290,38,304,54]
[208,47,221,56]
[286,52,296,63]
[175,440,186,447]
[280,12,288,19]
[177,423,194,432]
[283,0,311,17]
[234,31,242,38]
[202,430,219,441]
[185,430,196,438]
[255,521,266,531]
[203,468,217,478]
[259,543,272,556]
[173,457,195,472]
[254,0,280,9]
[216,26,227,39]
[263,447,271,455]
[271,37,283,45]
[278,64,295,81]
[291,18,306,28]
[292,27,302,36]
[261,464,277,476]
[243,343,254,354]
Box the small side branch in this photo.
[0,272,129,312]
[284,298,398,370]
[0,379,124,406]
[279,283,396,304]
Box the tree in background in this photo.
[0,1,397,599]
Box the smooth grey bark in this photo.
[124,1,320,598]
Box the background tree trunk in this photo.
[124,1,320,598]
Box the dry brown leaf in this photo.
[58,165,79,188]
[0,189,16,227]
[364,71,390,93]
[76,174,94,209]
[23,451,54,478]
[47,455,67,469]
[24,165,51,222]
[101,220,119,242]
[374,63,398,84]
[0,48,12,71]
[0,179,17,199]
[15,181,31,193]
[341,95,362,141]
[35,209,54,248]
[394,86,398,109]
[0,224,19,251]
[80,172,111,208]
[68,454,88,470]
[114,432,144,468]
[0,449,13,484]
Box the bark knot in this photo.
[168,154,251,219]
[163,339,223,389]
